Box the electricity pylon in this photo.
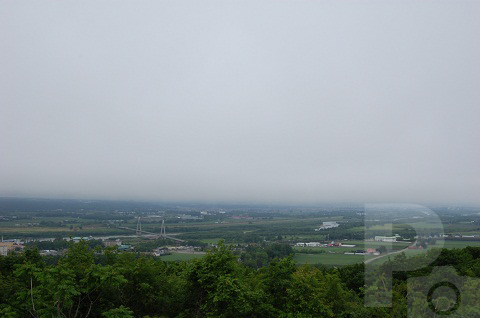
[160,219,166,237]
[136,216,142,235]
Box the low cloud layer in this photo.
[1,1,479,204]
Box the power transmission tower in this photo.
[160,219,166,237]
[136,216,142,235]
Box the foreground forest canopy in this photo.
[1,242,480,317]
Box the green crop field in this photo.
[438,240,480,248]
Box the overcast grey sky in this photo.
[1,0,479,204]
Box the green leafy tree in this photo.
[184,241,268,317]
[11,241,127,317]
[102,306,134,318]
[285,266,333,317]
[260,256,296,313]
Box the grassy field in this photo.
[438,240,480,248]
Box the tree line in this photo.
[1,241,480,317]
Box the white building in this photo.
[0,245,9,256]
[374,236,397,243]
[305,242,322,247]
[315,221,340,231]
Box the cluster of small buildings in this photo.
[231,215,254,220]
[345,249,380,256]
[71,236,93,243]
[39,250,61,256]
[407,245,425,250]
[442,234,480,239]
[152,247,169,257]
[103,239,120,247]
[0,240,24,256]
[96,239,132,251]
[0,236,165,257]
[295,241,356,248]
[151,245,201,257]
[374,235,400,243]
[296,242,323,247]
[177,214,203,220]
[294,242,382,255]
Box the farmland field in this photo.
[439,240,480,248]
